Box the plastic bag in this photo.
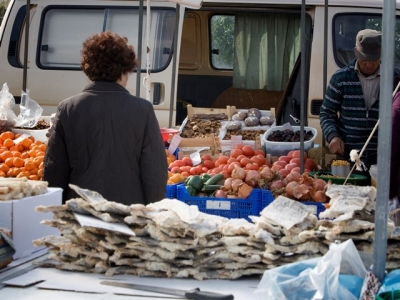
[255,239,367,300]
[378,269,400,294]
[0,83,18,132]
[15,89,43,128]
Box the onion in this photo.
[312,179,326,191]
[269,180,285,190]
[285,172,301,183]
[224,178,233,190]
[231,179,244,192]
[259,166,274,181]
[293,183,310,199]
[285,181,299,198]
[214,189,228,198]
[245,170,260,187]
[312,190,327,203]
[231,164,246,180]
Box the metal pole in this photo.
[22,0,30,93]
[373,0,395,282]
[321,0,328,149]
[299,0,306,173]
[168,4,180,128]
[136,0,144,97]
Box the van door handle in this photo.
[211,49,219,55]
[41,45,49,51]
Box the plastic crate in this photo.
[261,189,274,210]
[176,185,262,221]
[165,183,182,199]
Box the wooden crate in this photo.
[177,136,221,158]
[186,104,236,119]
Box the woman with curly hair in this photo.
[43,31,168,205]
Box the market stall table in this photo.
[0,252,260,299]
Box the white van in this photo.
[0,0,399,144]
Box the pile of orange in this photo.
[0,131,47,180]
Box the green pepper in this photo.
[184,175,193,185]
[186,175,204,191]
[200,173,212,184]
[185,185,198,196]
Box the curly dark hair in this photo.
[81,31,137,82]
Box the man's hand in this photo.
[329,137,345,156]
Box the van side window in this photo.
[210,14,234,70]
[36,7,175,71]
[333,14,400,67]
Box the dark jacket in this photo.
[390,92,400,199]
[43,81,168,205]
[320,59,380,165]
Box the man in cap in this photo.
[320,29,384,170]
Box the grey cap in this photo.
[355,29,382,61]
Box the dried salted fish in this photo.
[265,240,328,255]
[69,183,106,202]
[35,204,67,213]
[218,219,256,236]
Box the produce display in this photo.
[266,129,314,142]
[0,131,46,180]
[180,113,228,138]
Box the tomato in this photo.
[242,145,254,157]
[203,159,215,169]
[179,166,191,173]
[169,162,179,169]
[202,167,209,173]
[234,144,244,150]
[279,168,290,178]
[292,150,307,161]
[227,157,238,164]
[289,158,301,166]
[220,170,230,179]
[291,167,301,173]
[271,164,283,171]
[175,160,186,167]
[201,154,212,161]
[250,156,264,167]
[182,157,193,166]
[273,160,287,168]
[219,155,230,164]
[240,157,251,167]
[278,156,292,164]
[304,158,316,171]
[236,154,247,161]
[284,163,298,171]
[189,166,201,175]
[245,162,259,171]
[181,171,189,178]
[170,166,181,173]
[231,149,243,158]
[254,149,265,156]
[287,150,295,158]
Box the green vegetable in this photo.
[200,173,212,183]
[185,185,198,196]
[201,184,222,193]
[204,173,224,186]
[184,175,193,185]
[186,175,204,191]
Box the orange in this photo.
[37,169,43,178]
[1,151,12,163]
[16,144,24,152]
[21,152,30,159]
[9,146,19,152]
[33,157,44,166]
[0,132,11,141]
[24,161,35,171]
[13,157,24,168]
[33,140,43,146]
[39,144,47,152]
[0,171,5,177]
[30,167,38,175]
[21,138,33,150]
[29,174,39,180]
[28,150,37,158]
[4,157,14,168]
[3,138,14,149]
[14,133,22,139]
[28,136,35,143]
[0,164,9,173]
[11,151,21,158]
[5,131,14,140]
[38,162,44,169]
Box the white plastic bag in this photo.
[255,239,367,300]
[15,89,43,128]
[0,82,18,131]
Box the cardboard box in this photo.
[0,187,62,259]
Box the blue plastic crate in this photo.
[176,185,262,221]
[165,183,181,199]
[261,189,274,210]
[166,147,179,160]
[302,201,326,217]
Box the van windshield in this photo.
[34,7,176,72]
[334,14,400,67]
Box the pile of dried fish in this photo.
[0,177,48,200]
[33,184,400,280]
[33,184,274,280]
[316,184,400,270]
[250,196,329,268]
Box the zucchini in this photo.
[204,173,224,186]
[201,184,222,193]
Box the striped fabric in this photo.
[320,59,380,160]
